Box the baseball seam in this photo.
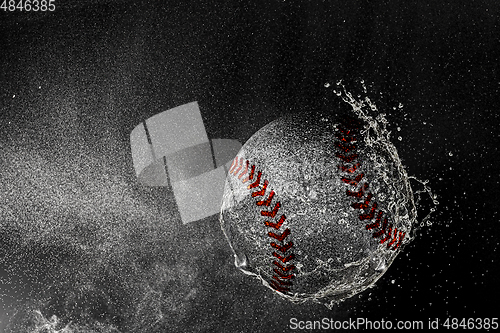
[229,156,296,293]
[335,116,406,251]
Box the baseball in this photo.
[220,108,416,308]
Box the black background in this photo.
[0,1,498,332]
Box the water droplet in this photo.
[448,152,453,156]
[398,136,402,141]
[324,83,330,88]
[234,253,248,269]
[375,259,386,272]
[397,127,401,131]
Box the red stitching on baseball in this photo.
[242,164,256,183]
[346,183,368,198]
[380,224,392,244]
[229,156,238,173]
[238,160,250,179]
[387,228,399,248]
[264,214,286,230]
[341,173,364,186]
[229,159,296,293]
[261,202,281,218]
[252,180,269,197]
[359,201,377,221]
[366,211,384,230]
[234,157,243,175]
[393,231,406,250]
[351,192,373,209]
[273,268,295,279]
[271,241,294,253]
[335,152,359,163]
[335,132,357,143]
[335,141,357,153]
[339,162,361,173]
[334,115,406,251]
[257,190,275,206]
[248,171,262,189]
[272,252,295,263]
[373,217,388,238]
[268,228,290,241]
[273,261,295,272]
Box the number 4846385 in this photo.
[443,318,498,330]
[1,0,56,11]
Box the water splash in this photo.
[220,80,438,309]
[333,80,438,241]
